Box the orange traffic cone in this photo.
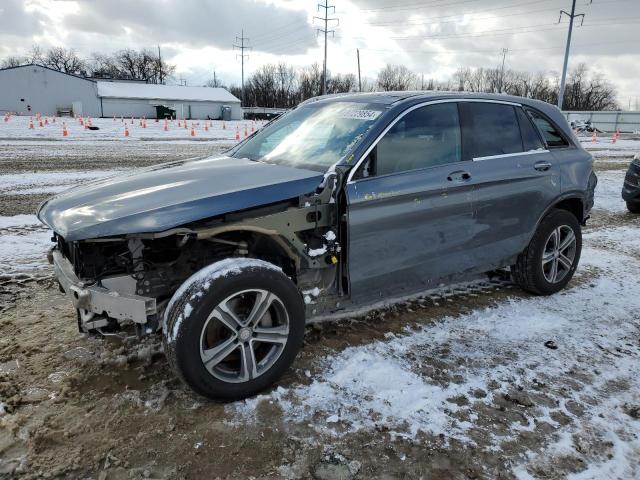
[44,117,49,125]
[142,121,147,129]
[39,119,43,127]
[62,122,68,137]
[184,122,188,130]
[591,131,597,144]
[191,126,196,137]
[29,118,34,129]
[612,132,617,144]
[124,126,129,137]
[235,127,240,141]
[244,125,248,137]
[204,122,209,132]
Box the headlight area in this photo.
[52,230,298,336]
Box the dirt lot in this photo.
[0,140,639,479]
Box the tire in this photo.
[626,201,640,214]
[512,209,582,296]
[163,258,305,401]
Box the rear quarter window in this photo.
[526,108,569,148]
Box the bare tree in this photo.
[43,47,86,75]
[377,64,417,91]
[1,56,26,68]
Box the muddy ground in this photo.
[0,141,638,479]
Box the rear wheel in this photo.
[626,201,640,214]
[512,209,582,296]
[163,258,305,401]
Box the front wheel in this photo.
[163,258,305,401]
[512,209,582,296]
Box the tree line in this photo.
[1,45,175,84]
[226,62,617,111]
[1,45,617,110]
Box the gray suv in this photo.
[37,92,597,400]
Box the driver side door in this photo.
[345,102,478,301]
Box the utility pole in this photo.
[498,48,508,93]
[157,45,163,84]
[233,30,251,106]
[558,0,590,109]
[314,0,338,96]
[357,49,362,92]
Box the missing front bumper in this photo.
[51,249,157,326]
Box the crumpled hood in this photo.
[37,156,323,241]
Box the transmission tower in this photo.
[233,30,251,106]
[314,0,339,96]
[557,0,591,109]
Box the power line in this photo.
[233,30,251,106]
[558,0,591,109]
[498,48,508,93]
[314,0,339,95]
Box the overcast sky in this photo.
[1,0,638,106]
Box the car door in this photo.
[460,101,561,270]
[345,102,478,301]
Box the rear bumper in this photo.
[52,249,156,325]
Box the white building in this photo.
[0,64,242,120]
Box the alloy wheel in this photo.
[542,225,577,284]
[199,289,290,383]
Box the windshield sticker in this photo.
[338,109,382,121]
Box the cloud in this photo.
[62,0,316,55]
[0,0,637,102]
[0,0,47,37]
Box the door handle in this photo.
[534,161,552,171]
[447,171,472,182]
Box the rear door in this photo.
[346,102,478,301]
[460,101,561,269]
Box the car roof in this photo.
[302,90,546,107]
[300,91,572,142]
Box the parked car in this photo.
[622,154,640,213]
[37,92,597,400]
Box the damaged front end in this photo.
[48,173,343,336]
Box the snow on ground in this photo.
[580,136,640,153]
[0,169,123,195]
[232,220,640,479]
[0,115,263,142]
[593,170,627,212]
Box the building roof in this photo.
[96,81,240,103]
[0,63,94,82]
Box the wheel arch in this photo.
[202,227,302,279]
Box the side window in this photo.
[516,107,545,151]
[375,103,461,176]
[461,102,523,159]
[526,108,569,148]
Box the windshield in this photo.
[231,101,386,172]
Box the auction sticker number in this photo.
[339,109,382,121]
